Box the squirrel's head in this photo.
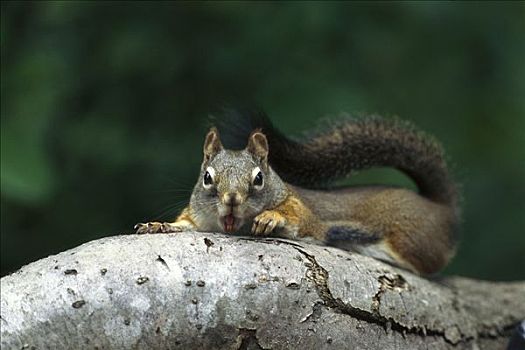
[191,127,284,233]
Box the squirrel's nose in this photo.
[223,192,241,206]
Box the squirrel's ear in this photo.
[246,130,269,160]
[203,127,223,160]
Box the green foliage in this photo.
[1,1,524,280]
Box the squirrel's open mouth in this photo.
[223,214,236,232]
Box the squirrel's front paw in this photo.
[252,210,286,236]
[135,222,189,234]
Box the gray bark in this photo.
[1,232,523,350]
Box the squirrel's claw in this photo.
[252,210,286,236]
[135,222,184,234]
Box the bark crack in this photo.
[292,246,465,345]
[371,273,410,314]
[259,239,521,345]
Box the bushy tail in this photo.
[214,108,459,210]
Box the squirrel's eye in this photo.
[204,171,213,185]
[251,167,264,189]
[203,167,215,188]
[253,171,263,188]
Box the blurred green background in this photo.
[1,1,524,280]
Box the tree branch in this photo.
[1,232,523,349]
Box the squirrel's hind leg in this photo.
[323,221,407,269]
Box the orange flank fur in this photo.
[175,207,196,227]
[269,188,326,240]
